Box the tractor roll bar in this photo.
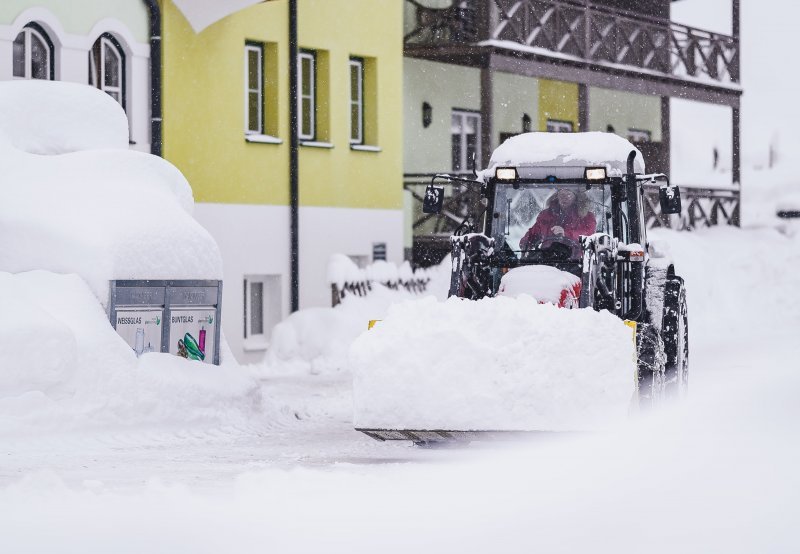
[624,150,644,322]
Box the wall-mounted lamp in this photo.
[522,113,531,133]
[422,102,432,128]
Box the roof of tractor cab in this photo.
[481,132,645,180]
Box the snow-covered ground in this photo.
[3,36,800,550]
[1,221,798,552]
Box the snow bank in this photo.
[266,288,429,375]
[0,81,251,434]
[0,81,220,304]
[351,296,636,432]
[0,271,259,435]
[270,257,452,376]
[497,265,581,304]
[482,132,645,178]
[0,80,128,155]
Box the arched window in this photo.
[89,34,125,109]
[13,23,54,80]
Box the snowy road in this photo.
[1,227,799,552]
[0,374,445,490]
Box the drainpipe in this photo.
[142,0,162,157]
[289,0,299,312]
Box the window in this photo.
[451,110,481,173]
[244,43,263,134]
[494,183,612,262]
[244,275,282,347]
[546,119,574,133]
[298,51,316,140]
[349,58,364,144]
[248,280,264,336]
[628,128,652,143]
[89,34,125,109]
[13,23,53,80]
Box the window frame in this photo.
[451,109,482,173]
[349,57,364,145]
[13,23,54,81]
[243,275,282,350]
[89,33,126,111]
[627,128,652,143]
[298,50,316,140]
[244,42,264,135]
[546,119,574,133]
[243,276,266,343]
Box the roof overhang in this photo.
[172,0,272,33]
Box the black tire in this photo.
[662,278,689,398]
[637,323,666,408]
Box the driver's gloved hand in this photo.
[551,226,565,236]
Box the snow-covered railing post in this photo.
[327,255,432,307]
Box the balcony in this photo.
[405,0,740,86]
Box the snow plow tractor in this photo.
[356,133,689,445]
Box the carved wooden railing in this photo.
[405,0,740,84]
[642,185,740,230]
[406,174,741,249]
[331,278,431,307]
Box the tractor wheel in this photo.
[662,279,689,398]
[636,323,666,408]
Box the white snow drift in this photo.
[351,295,636,432]
[0,80,221,305]
[0,80,250,433]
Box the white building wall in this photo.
[0,4,150,152]
[404,58,481,174]
[588,87,662,142]
[299,206,404,310]
[195,203,403,364]
[194,203,291,366]
[404,59,544,173]
[492,71,540,150]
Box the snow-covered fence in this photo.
[327,255,432,306]
[642,185,740,230]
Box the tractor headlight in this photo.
[584,167,607,181]
[495,167,518,181]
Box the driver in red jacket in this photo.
[520,189,596,250]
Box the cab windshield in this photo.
[493,182,612,262]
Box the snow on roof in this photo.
[0,81,221,305]
[172,0,271,33]
[482,132,645,178]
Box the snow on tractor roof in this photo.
[0,80,222,305]
[482,132,646,178]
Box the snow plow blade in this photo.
[357,428,542,445]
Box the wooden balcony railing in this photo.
[406,174,740,241]
[642,185,740,229]
[405,0,740,84]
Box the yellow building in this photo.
[160,0,404,363]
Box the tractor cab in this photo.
[422,132,683,320]
[488,167,616,275]
[356,133,691,444]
